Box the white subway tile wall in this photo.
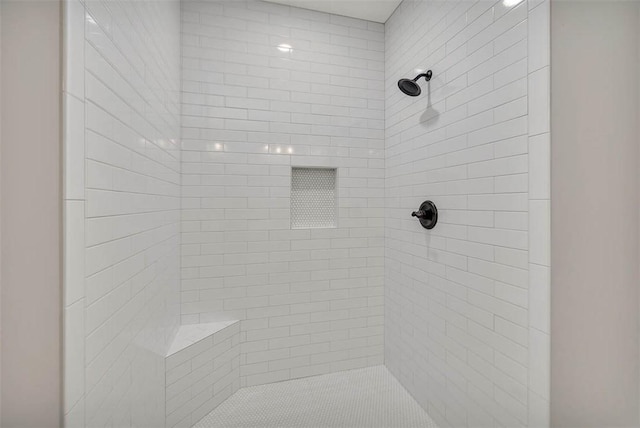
[180,0,385,387]
[62,0,182,426]
[384,0,550,427]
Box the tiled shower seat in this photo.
[165,321,241,428]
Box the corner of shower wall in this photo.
[62,1,87,424]
[383,0,550,426]
[526,0,551,425]
[62,0,182,426]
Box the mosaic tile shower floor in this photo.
[194,366,437,428]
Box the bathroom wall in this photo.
[384,0,550,426]
[550,1,640,426]
[0,3,2,421]
[180,0,385,387]
[62,0,181,426]
[1,1,62,425]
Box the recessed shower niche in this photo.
[290,167,337,229]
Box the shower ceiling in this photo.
[261,0,402,23]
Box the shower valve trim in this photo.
[411,200,438,230]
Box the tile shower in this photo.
[61,0,550,427]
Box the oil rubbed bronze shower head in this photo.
[397,70,432,96]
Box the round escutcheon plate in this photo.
[411,200,438,230]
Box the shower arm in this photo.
[413,70,433,82]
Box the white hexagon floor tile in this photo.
[194,366,438,428]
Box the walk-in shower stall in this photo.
[55,0,552,426]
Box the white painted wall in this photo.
[180,0,386,387]
[550,1,640,426]
[0,2,3,421]
[62,0,182,426]
[1,1,62,425]
[384,0,550,426]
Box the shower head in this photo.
[398,70,432,96]
[398,79,422,96]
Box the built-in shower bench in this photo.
[165,320,241,428]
